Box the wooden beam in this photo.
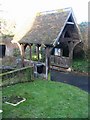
[69,41,74,64]
[67,22,74,25]
[60,38,79,43]
[20,44,25,67]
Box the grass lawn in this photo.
[2,80,88,118]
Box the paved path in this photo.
[51,70,90,93]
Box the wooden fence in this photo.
[0,66,34,87]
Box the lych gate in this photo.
[13,8,84,79]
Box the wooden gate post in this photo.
[45,46,49,79]
[20,44,25,67]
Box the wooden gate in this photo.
[50,55,70,70]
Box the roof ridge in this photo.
[36,7,72,16]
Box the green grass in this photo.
[72,59,88,73]
[2,80,88,118]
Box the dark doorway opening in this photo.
[0,45,6,58]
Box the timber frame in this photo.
[13,8,84,79]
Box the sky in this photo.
[0,0,89,41]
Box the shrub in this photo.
[13,48,20,57]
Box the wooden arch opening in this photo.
[24,44,30,60]
[73,42,85,59]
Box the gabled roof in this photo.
[19,8,80,45]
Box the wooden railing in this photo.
[0,66,34,87]
[50,55,70,68]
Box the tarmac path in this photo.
[51,70,90,93]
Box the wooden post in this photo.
[37,45,39,61]
[21,44,25,67]
[69,41,74,67]
[36,44,41,61]
[29,44,32,62]
[45,47,49,80]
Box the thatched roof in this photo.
[19,8,79,46]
